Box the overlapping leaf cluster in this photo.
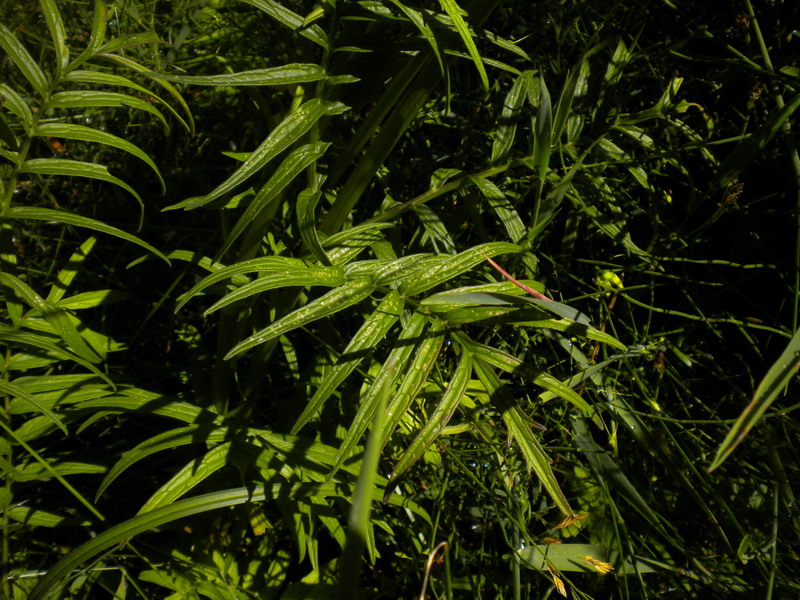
[2,0,799,598]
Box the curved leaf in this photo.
[0,22,49,97]
[33,123,165,193]
[204,266,345,315]
[6,206,167,262]
[292,291,405,434]
[225,278,375,360]
[167,99,330,210]
[48,91,169,130]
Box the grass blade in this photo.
[708,326,800,472]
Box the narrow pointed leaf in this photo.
[204,265,345,315]
[48,91,169,131]
[439,0,488,91]
[175,256,302,312]
[225,278,375,360]
[0,23,49,97]
[153,64,328,86]
[0,380,66,434]
[40,0,69,74]
[708,326,800,472]
[7,207,167,262]
[46,236,96,304]
[169,100,329,210]
[332,312,429,475]
[33,123,165,193]
[238,0,328,48]
[218,141,330,255]
[292,291,404,433]
[388,351,472,488]
[400,241,520,296]
[297,181,331,265]
[473,358,574,516]
[18,159,142,209]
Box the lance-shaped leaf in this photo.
[238,0,328,49]
[473,358,574,516]
[96,425,228,500]
[381,320,446,446]
[331,311,429,476]
[168,100,330,211]
[399,241,520,296]
[47,91,169,131]
[174,256,301,312]
[531,76,553,182]
[440,0,488,91]
[491,70,532,165]
[0,272,100,364]
[0,380,66,435]
[152,63,328,86]
[218,141,330,256]
[33,123,165,193]
[139,443,233,513]
[708,326,800,472]
[297,177,330,265]
[46,236,96,305]
[0,22,48,97]
[204,265,345,315]
[40,0,69,75]
[6,207,167,262]
[18,159,142,211]
[292,291,405,434]
[225,278,375,360]
[0,83,34,131]
[386,350,472,495]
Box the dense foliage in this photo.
[1,0,799,598]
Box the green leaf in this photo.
[225,278,375,360]
[388,0,445,76]
[33,123,165,193]
[45,236,96,305]
[0,83,35,130]
[0,22,49,97]
[218,141,331,256]
[708,326,800,472]
[471,176,526,242]
[297,178,331,265]
[400,241,521,296]
[96,425,227,500]
[204,265,346,315]
[152,64,329,86]
[332,311,429,475]
[531,76,553,182]
[292,291,405,434]
[0,272,100,364]
[473,358,574,516]
[47,91,169,131]
[17,158,143,211]
[0,380,66,435]
[39,0,69,75]
[238,0,329,49]
[168,100,330,211]
[174,256,301,312]
[387,350,472,490]
[439,0,488,92]
[139,443,233,513]
[381,320,446,446]
[6,206,168,262]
